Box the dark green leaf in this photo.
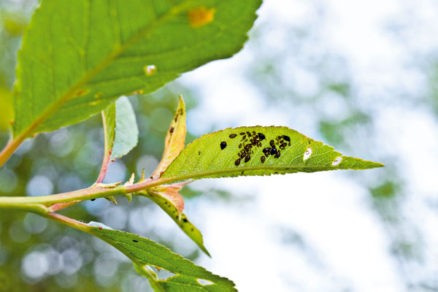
[13,0,262,139]
[88,226,235,291]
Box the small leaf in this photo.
[98,96,138,182]
[88,227,234,291]
[162,126,383,181]
[150,183,188,215]
[145,96,209,255]
[153,96,186,177]
[110,96,138,159]
[139,187,211,257]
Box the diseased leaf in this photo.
[140,96,209,255]
[12,0,262,141]
[139,185,211,257]
[153,95,186,177]
[162,126,383,181]
[88,226,234,291]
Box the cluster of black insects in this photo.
[220,130,291,166]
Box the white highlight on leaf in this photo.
[88,221,113,230]
[331,156,343,166]
[303,147,312,161]
[144,64,157,76]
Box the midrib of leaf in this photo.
[13,0,192,142]
[157,163,367,184]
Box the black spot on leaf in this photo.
[270,147,277,155]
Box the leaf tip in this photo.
[340,156,384,170]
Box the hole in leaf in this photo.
[303,147,312,161]
[331,156,343,166]
[197,278,214,286]
[144,64,157,76]
[149,266,177,280]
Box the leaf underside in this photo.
[110,96,138,159]
[162,126,383,181]
[13,0,262,139]
[89,227,236,291]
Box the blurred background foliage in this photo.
[1,0,438,291]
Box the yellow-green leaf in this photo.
[139,185,211,257]
[153,95,186,177]
[162,126,383,181]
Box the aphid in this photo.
[263,147,271,155]
[133,239,138,243]
[238,143,242,148]
[258,133,266,140]
[283,135,291,142]
[235,158,241,166]
[169,127,174,133]
[270,140,275,147]
[244,155,251,162]
[229,133,237,138]
[261,156,266,163]
[240,132,245,135]
[274,151,281,158]
[270,147,278,155]
[182,218,188,223]
[91,199,96,201]
[220,141,227,150]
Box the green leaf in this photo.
[0,88,13,132]
[98,96,137,183]
[162,126,383,181]
[88,226,236,291]
[110,96,138,160]
[13,0,262,140]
